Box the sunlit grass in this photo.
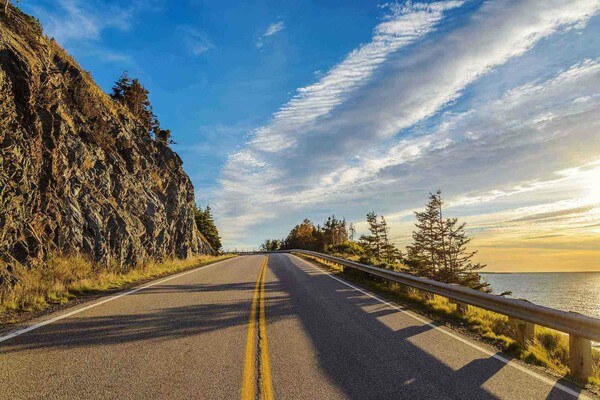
[296,252,600,385]
[0,254,235,318]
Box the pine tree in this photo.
[442,217,490,291]
[407,191,490,291]
[152,116,172,145]
[379,216,403,263]
[348,223,356,242]
[194,205,222,252]
[406,192,441,279]
[110,72,132,102]
[359,211,382,259]
[339,218,348,244]
[110,72,172,144]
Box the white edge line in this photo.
[289,254,589,400]
[0,257,236,344]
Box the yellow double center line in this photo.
[242,256,274,400]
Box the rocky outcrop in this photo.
[0,8,212,270]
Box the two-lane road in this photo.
[0,254,592,399]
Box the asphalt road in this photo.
[0,254,594,399]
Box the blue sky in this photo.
[22,0,600,271]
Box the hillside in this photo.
[0,6,212,272]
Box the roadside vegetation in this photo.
[0,254,234,324]
[261,190,489,291]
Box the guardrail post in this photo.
[449,299,469,316]
[569,335,592,380]
[422,291,434,301]
[508,317,535,349]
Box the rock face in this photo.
[0,8,212,269]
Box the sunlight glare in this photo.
[581,164,600,204]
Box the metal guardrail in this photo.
[229,249,600,378]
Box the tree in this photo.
[406,192,441,279]
[348,223,356,242]
[110,72,173,144]
[194,205,222,252]
[110,72,132,103]
[406,191,490,291]
[359,211,382,259]
[111,72,153,131]
[152,115,172,145]
[321,215,348,247]
[379,216,403,263]
[282,219,318,250]
[259,239,281,252]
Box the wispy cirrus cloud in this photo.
[180,27,214,55]
[265,21,285,36]
[27,0,133,44]
[21,0,158,65]
[213,0,600,254]
[256,20,285,48]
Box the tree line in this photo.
[260,190,490,292]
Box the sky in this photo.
[20,0,600,272]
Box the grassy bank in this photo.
[295,253,600,387]
[0,254,235,323]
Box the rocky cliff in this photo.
[0,7,212,270]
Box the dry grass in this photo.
[296,253,600,386]
[0,254,235,318]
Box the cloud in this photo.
[181,27,214,55]
[256,20,285,48]
[219,1,466,241]
[508,205,596,223]
[28,0,133,44]
[265,21,285,36]
[213,0,600,249]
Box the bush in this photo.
[326,241,365,256]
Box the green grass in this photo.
[1,254,235,320]
[295,252,600,387]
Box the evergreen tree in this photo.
[406,191,490,291]
[110,72,132,103]
[110,72,172,144]
[348,223,356,242]
[406,192,441,279]
[359,211,382,259]
[194,205,222,252]
[379,216,403,263]
[152,116,172,145]
[259,239,281,252]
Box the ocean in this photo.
[481,272,600,319]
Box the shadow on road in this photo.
[0,281,290,354]
[546,378,582,400]
[267,254,580,400]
